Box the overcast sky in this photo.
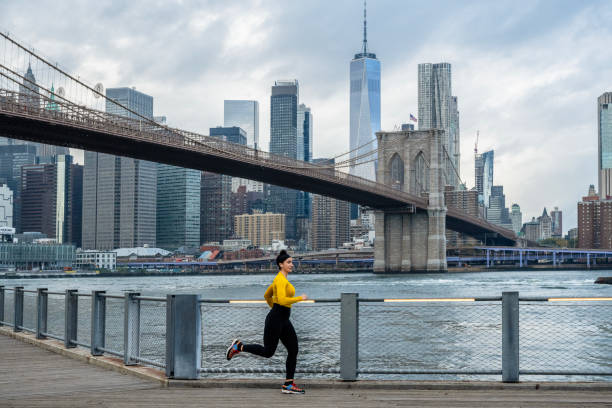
[3,0,612,233]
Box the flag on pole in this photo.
[410,113,418,122]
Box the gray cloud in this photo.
[2,0,611,233]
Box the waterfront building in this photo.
[156,164,201,251]
[511,204,522,235]
[234,212,285,248]
[20,155,74,244]
[474,150,494,207]
[74,249,116,270]
[268,80,300,240]
[0,242,75,270]
[418,62,460,186]
[550,207,562,238]
[0,184,13,227]
[83,87,157,250]
[598,92,612,198]
[578,185,612,248]
[0,144,37,232]
[223,100,259,149]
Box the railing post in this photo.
[36,288,48,339]
[502,291,519,382]
[0,285,4,326]
[340,293,359,381]
[91,291,106,356]
[14,287,24,332]
[165,294,201,379]
[64,289,78,348]
[124,292,140,365]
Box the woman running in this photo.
[226,249,307,394]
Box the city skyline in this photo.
[2,1,612,230]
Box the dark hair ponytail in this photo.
[276,249,291,269]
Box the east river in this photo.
[2,269,611,381]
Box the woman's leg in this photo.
[279,320,299,380]
[242,311,281,358]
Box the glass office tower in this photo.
[224,100,259,150]
[598,92,612,198]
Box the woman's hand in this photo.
[300,294,308,300]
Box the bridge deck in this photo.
[1,334,611,407]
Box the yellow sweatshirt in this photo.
[264,271,303,308]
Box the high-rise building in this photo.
[444,186,479,246]
[577,185,612,249]
[349,2,380,183]
[157,164,201,250]
[511,204,522,235]
[20,155,73,243]
[487,185,512,229]
[200,127,247,244]
[310,158,350,251]
[475,150,494,207]
[0,144,37,232]
[19,63,40,109]
[269,80,300,241]
[0,184,13,228]
[538,208,552,241]
[82,87,156,249]
[296,104,313,248]
[598,92,612,198]
[418,62,460,186]
[70,164,83,248]
[210,126,247,145]
[550,207,562,238]
[522,218,540,242]
[234,212,285,248]
[223,100,259,149]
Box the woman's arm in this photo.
[264,283,274,308]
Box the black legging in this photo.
[242,304,298,379]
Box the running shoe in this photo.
[281,382,305,394]
[226,338,242,360]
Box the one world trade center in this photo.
[349,1,380,185]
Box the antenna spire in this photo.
[362,0,368,54]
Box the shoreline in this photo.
[1,264,612,280]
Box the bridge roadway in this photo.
[0,91,515,245]
[1,332,611,407]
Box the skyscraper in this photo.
[157,164,201,250]
[475,150,494,207]
[0,184,13,228]
[82,87,156,249]
[268,80,300,240]
[297,104,313,248]
[224,100,259,149]
[349,2,380,183]
[418,62,460,186]
[0,144,37,232]
[550,206,563,238]
[20,155,73,243]
[598,92,612,198]
[511,204,522,235]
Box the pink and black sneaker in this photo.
[226,339,242,360]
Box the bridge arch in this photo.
[413,151,429,195]
[389,153,404,191]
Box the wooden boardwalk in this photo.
[1,334,611,407]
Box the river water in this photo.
[2,269,611,381]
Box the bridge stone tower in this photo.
[374,129,448,273]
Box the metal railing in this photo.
[0,285,610,381]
